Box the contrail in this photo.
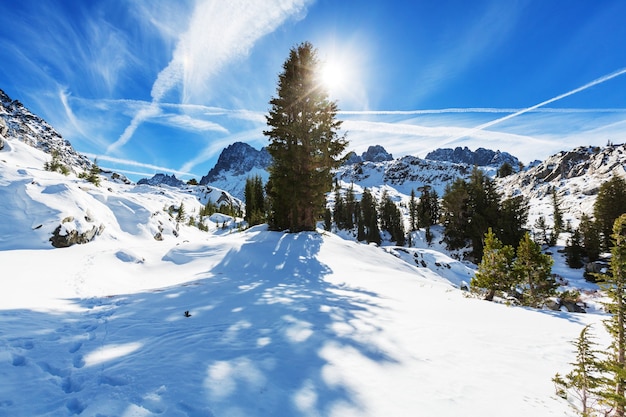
[443,66,626,144]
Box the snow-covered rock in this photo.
[426,146,520,169]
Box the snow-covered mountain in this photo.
[137,173,186,187]
[198,141,272,198]
[425,145,521,169]
[498,144,626,228]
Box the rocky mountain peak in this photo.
[137,173,185,187]
[425,146,520,168]
[343,145,393,165]
[199,141,272,186]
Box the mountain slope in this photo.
[498,144,626,227]
[0,224,602,417]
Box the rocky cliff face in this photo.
[425,146,520,169]
[0,89,91,171]
[199,142,272,186]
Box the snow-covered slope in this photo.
[0,223,605,417]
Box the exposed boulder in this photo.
[50,223,105,248]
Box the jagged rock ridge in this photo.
[199,142,272,185]
[426,146,520,168]
[138,173,185,187]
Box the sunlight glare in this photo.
[321,60,347,94]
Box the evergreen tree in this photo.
[441,178,470,250]
[471,228,516,301]
[497,161,514,178]
[566,228,585,269]
[598,214,626,416]
[176,201,185,223]
[498,195,529,249]
[244,175,266,226]
[553,325,605,417]
[380,193,405,246]
[356,201,366,241]
[513,233,556,307]
[79,158,101,186]
[264,42,348,232]
[44,150,70,175]
[552,187,565,240]
[323,208,332,231]
[534,216,550,246]
[333,189,346,230]
[345,185,356,230]
[360,188,380,245]
[409,188,418,232]
[595,176,626,251]
[580,214,601,263]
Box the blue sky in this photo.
[1,0,625,181]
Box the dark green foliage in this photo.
[345,186,357,230]
[417,187,439,229]
[598,214,626,416]
[553,325,605,417]
[409,189,418,232]
[534,216,550,246]
[580,214,601,263]
[199,200,217,218]
[358,188,380,245]
[441,178,470,250]
[497,195,529,248]
[323,208,332,231]
[471,228,516,301]
[78,159,101,186]
[513,233,556,307]
[552,187,565,239]
[566,228,585,269]
[441,167,523,262]
[244,175,266,226]
[264,42,348,232]
[497,161,514,178]
[176,201,185,223]
[380,191,405,246]
[43,150,70,175]
[333,189,346,230]
[595,176,626,251]
[187,178,198,185]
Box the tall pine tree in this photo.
[264,42,348,232]
[595,176,626,251]
[598,214,626,416]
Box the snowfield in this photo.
[0,132,610,416]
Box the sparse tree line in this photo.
[44,152,101,186]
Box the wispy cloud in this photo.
[443,67,626,145]
[108,0,311,154]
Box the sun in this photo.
[316,40,368,106]
[320,60,347,94]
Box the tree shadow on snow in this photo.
[193,230,397,416]
[0,231,397,417]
